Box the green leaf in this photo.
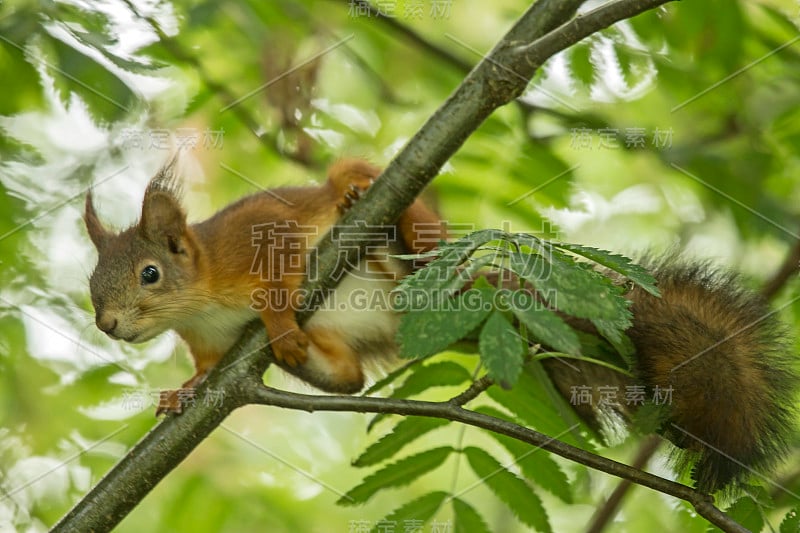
[354,417,450,467]
[395,229,509,294]
[509,291,581,355]
[486,368,582,445]
[362,360,419,396]
[397,289,494,359]
[45,32,137,122]
[780,508,800,533]
[452,498,492,533]
[391,361,472,399]
[338,447,453,506]
[570,42,595,88]
[479,311,525,387]
[464,447,551,533]
[367,361,471,431]
[591,318,635,361]
[707,495,763,532]
[476,406,573,504]
[630,401,670,435]
[372,491,449,532]
[556,243,660,296]
[509,248,630,323]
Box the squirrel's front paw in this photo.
[157,389,185,415]
[272,328,309,367]
[337,183,371,214]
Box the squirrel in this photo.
[84,157,445,413]
[85,157,797,494]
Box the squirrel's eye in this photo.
[140,265,160,285]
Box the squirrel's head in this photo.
[85,158,204,343]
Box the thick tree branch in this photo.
[51,322,268,532]
[52,1,705,532]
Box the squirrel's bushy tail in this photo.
[627,261,798,493]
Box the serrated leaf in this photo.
[398,289,494,359]
[509,249,629,322]
[452,498,491,533]
[464,447,551,533]
[570,42,595,87]
[556,243,660,296]
[507,248,551,280]
[392,361,472,399]
[339,447,453,506]
[363,360,420,396]
[354,417,450,467]
[630,401,670,435]
[613,44,652,90]
[780,508,800,533]
[45,33,136,122]
[476,406,573,504]
[479,311,524,387]
[509,291,581,355]
[461,253,503,285]
[372,491,449,532]
[395,229,510,294]
[591,317,634,360]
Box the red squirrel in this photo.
[84,157,445,413]
[85,157,797,493]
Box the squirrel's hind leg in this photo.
[279,325,364,393]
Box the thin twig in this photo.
[762,235,800,300]
[449,375,494,406]
[346,0,473,73]
[585,436,662,533]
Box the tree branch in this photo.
[243,383,747,533]
[51,321,268,532]
[346,0,474,73]
[52,1,707,532]
[762,232,800,300]
[585,436,662,533]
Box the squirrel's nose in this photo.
[96,313,118,335]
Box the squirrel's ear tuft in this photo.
[147,153,183,197]
[84,190,111,250]
[140,156,188,250]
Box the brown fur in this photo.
[544,259,798,493]
[85,158,445,412]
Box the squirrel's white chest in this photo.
[177,304,259,358]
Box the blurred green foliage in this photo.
[1,0,800,532]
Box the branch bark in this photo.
[52,1,733,532]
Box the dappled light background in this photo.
[2,1,800,532]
